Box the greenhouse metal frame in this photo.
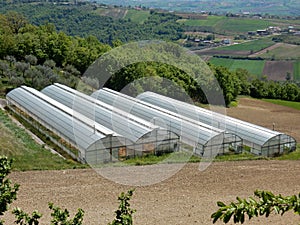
[41,83,179,156]
[91,88,243,156]
[6,86,143,164]
[137,91,297,156]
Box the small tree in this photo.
[109,189,136,225]
[211,190,300,224]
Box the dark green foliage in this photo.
[13,208,42,225]
[209,64,241,106]
[49,203,84,225]
[250,79,300,101]
[0,157,19,224]
[212,190,300,224]
[0,4,184,45]
[109,189,136,225]
[0,12,111,73]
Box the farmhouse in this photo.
[137,91,297,157]
[257,29,269,35]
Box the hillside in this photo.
[0,109,84,170]
[97,0,300,16]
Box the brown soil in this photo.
[262,61,294,81]
[227,98,300,142]
[4,98,300,225]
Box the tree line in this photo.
[0,3,185,45]
[1,11,300,106]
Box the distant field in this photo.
[263,61,294,81]
[182,16,276,34]
[259,43,300,59]
[294,61,300,81]
[124,9,150,23]
[215,17,275,33]
[180,15,225,26]
[262,99,300,111]
[217,38,275,52]
[209,58,265,77]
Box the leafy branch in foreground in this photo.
[12,208,42,225]
[49,203,84,225]
[212,190,300,224]
[0,157,19,225]
[109,189,136,225]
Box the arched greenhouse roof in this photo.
[91,88,241,154]
[137,91,296,151]
[6,86,131,160]
[41,83,177,143]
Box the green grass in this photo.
[214,152,266,162]
[276,145,300,160]
[262,99,300,111]
[181,15,225,27]
[230,60,265,77]
[294,61,300,81]
[260,44,300,60]
[182,16,275,34]
[209,58,265,77]
[209,57,235,67]
[0,109,86,171]
[217,38,275,52]
[215,18,275,33]
[124,9,150,24]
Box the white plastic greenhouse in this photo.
[41,83,179,156]
[91,88,243,157]
[6,86,138,164]
[137,91,297,156]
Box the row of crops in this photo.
[209,58,300,81]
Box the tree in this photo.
[43,59,56,69]
[5,11,27,34]
[0,61,9,77]
[15,62,30,77]
[25,55,38,67]
[211,190,300,224]
[0,157,20,225]
[210,64,241,106]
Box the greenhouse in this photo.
[6,86,140,164]
[41,83,179,155]
[91,88,243,157]
[137,91,297,156]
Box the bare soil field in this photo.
[262,60,294,81]
[4,98,300,225]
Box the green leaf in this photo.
[211,210,223,223]
[217,201,226,207]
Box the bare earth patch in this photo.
[262,61,294,81]
[4,98,300,225]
